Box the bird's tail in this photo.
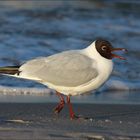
[0,66,20,75]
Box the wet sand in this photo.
[0,103,140,140]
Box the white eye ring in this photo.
[101,46,107,51]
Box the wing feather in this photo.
[20,51,98,87]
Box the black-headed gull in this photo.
[0,39,127,119]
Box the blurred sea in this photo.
[0,0,139,104]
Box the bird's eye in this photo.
[101,46,107,51]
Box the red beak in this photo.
[111,48,127,60]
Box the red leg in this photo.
[66,96,79,120]
[54,92,65,114]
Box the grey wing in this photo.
[20,51,98,87]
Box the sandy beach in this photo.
[0,103,140,140]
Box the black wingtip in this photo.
[0,65,21,75]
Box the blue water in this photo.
[0,0,139,103]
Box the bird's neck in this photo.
[83,41,113,76]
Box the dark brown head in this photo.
[95,39,127,60]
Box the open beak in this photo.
[111,48,127,60]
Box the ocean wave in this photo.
[104,79,140,92]
[0,79,139,96]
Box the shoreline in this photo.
[0,103,140,139]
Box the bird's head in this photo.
[95,39,127,60]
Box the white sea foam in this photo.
[104,79,140,92]
[0,86,52,95]
[0,79,139,96]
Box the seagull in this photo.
[0,39,127,119]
